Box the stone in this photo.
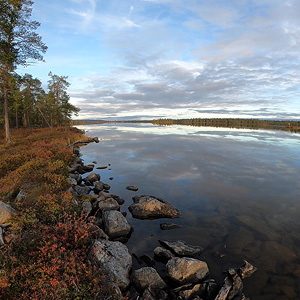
[15,190,26,202]
[96,166,107,169]
[98,198,120,212]
[82,200,92,216]
[0,201,15,224]
[140,287,169,300]
[83,172,100,185]
[72,185,91,196]
[78,164,94,174]
[126,185,139,191]
[129,195,180,219]
[140,255,156,267]
[103,210,132,239]
[133,267,167,291]
[68,177,78,186]
[90,239,132,290]
[69,173,82,184]
[159,240,203,257]
[73,146,80,155]
[178,283,206,300]
[0,227,5,246]
[93,181,104,193]
[160,223,183,230]
[103,183,111,190]
[87,224,109,240]
[227,269,243,300]
[154,246,175,261]
[69,163,81,173]
[166,257,209,285]
[215,276,232,300]
[239,260,257,279]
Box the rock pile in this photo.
[68,142,257,299]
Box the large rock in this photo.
[0,201,15,223]
[72,185,91,196]
[90,239,132,290]
[133,267,167,291]
[98,198,120,212]
[154,246,175,261]
[93,181,104,193]
[178,283,206,300]
[83,173,100,185]
[129,195,180,219]
[166,257,209,285]
[159,240,203,257]
[103,210,132,239]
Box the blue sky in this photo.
[19,0,300,120]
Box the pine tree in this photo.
[0,0,47,142]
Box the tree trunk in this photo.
[3,87,13,143]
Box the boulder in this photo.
[78,164,94,174]
[133,267,167,291]
[178,283,206,300]
[140,287,169,300]
[103,210,132,239]
[90,239,132,290]
[93,181,104,193]
[159,240,203,257]
[103,183,111,191]
[69,173,82,184]
[129,195,180,219]
[166,257,209,285]
[82,200,92,216]
[98,198,120,212]
[68,163,81,173]
[0,201,15,223]
[154,246,175,261]
[72,185,91,196]
[83,173,100,185]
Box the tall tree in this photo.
[0,0,47,142]
[47,72,79,127]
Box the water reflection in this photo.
[77,124,300,299]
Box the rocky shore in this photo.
[64,139,258,300]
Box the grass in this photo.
[0,127,121,299]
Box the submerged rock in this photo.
[160,223,183,230]
[133,267,167,291]
[159,240,203,257]
[154,246,175,261]
[166,257,209,285]
[126,185,139,191]
[90,239,132,290]
[129,195,180,219]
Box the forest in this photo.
[0,0,79,143]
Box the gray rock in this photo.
[93,181,104,193]
[126,185,139,191]
[82,200,92,216]
[167,257,209,285]
[103,183,111,190]
[160,223,183,230]
[0,227,5,246]
[78,164,94,174]
[90,239,132,290]
[159,240,203,257]
[103,210,132,239]
[83,172,100,185]
[73,185,91,196]
[0,201,15,224]
[87,224,109,240]
[154,246,175,261]
[73,146,80,155]
[215,276,232,300]
[129,195,180,219]
[68,163,81,173]
[228,269,243,300]
[133,267,167,291]
[140,287,169,300]
[68,177,78,186]
[15,190,26,202]
[69,173,82,184]
[98,198,120,212]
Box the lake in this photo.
[77,123,300,299]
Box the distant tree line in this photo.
[153,118,300,132]
[0,0,79,143]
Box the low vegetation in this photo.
[0,127,114,299]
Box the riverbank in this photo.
[0,127,115,299]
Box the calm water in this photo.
[77,123,300,299]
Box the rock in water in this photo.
[160,223,182,230]
[126,185,139,191]
[0,201,15,223]
[133,267,167,291]
[159,240,203,257]
[129,195,180,219]
[166,257,209,285]
[90,239,132,290]
[103,210,132,239]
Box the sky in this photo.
[19,0,300,120]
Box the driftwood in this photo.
[67,137,99,148]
